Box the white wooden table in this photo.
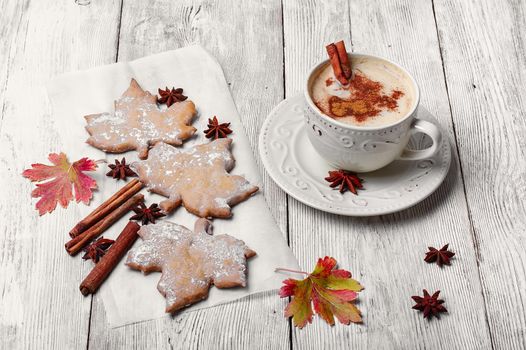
[1,0,524,349]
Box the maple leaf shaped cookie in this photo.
[126,219,256,313]
[85,79,196,159]
[131,139,259,218]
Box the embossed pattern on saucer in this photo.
[258,94,451,216]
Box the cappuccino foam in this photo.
[310,55,415,127]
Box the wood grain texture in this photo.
[0,0,27,128]
[0,1,121,349]
[2,0,524,348]
[433,0,526,348]
[282,0,492,348]
[87,1,290,349]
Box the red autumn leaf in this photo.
[278,256,363,328]
[22,153,98,215]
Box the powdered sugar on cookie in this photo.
[131,139,259,218]
[85,79,196,159]
[126,219,256,313]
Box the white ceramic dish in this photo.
[258,93,451,216]
[304,53,441,172]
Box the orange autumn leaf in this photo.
[278,256,363,328]
[22,153,98,215]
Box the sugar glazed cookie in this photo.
[126,219,256,313]
[85,79,197,159]
[131,139,259,218]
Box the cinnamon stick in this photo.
[80,221,141,296]
[65,194,144,255]
[326,43,349,86]
[335,40,352,79]
[69,179,143,238]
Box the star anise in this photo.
[412,289,447,319]
[424,244,455,266]
[130,202,166,225]
[325,169,364,194]
[204,116,233,140]
[106,157,137,180]
[82,237,115,263]
[157,87,188,107]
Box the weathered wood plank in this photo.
[282,0,492,348]
[0,0,27,127]
[434,0,526,348]
[2,0,522,348]
[87,1,290,349]
[0,1,121,349]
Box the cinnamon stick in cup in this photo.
[335,40,352,79]
[80,221,140,296]
[326,40,352,85]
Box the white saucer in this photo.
[258,94,451,216]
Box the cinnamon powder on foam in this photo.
[321,72,404,122]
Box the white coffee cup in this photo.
[304,53,441,172]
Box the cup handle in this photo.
[397,119,442,161]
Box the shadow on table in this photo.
[377,106,462,224]
[322,108,462,226]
